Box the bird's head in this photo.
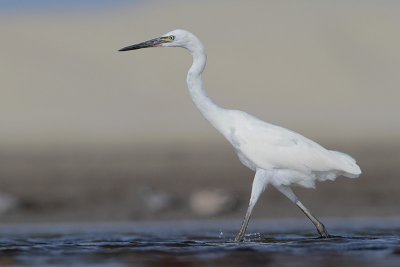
[119,29,201,52]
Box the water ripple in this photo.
[0,221,399,266]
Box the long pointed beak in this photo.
[118,37,164,52]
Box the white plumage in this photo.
[119,29,361,242]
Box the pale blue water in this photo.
[0,0,142,14]
[0,219,399,266]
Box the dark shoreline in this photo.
[0,144,398,223]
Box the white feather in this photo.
[121,29,362,240]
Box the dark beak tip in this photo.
[118,46,135,52]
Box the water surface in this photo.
[0,219,399,266]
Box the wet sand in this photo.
[0,143,398,223]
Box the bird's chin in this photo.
[160,43,176,48]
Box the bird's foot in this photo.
[234,231,245,242]
[316,223,329,238]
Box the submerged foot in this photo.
[235,232,244,242]
[317,223,329,238]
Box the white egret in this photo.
[119,29,361,242]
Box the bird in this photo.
[119,29,361,242]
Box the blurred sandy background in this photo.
[0,0,399,223]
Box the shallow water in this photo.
[0,219,399,266]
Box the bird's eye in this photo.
[168,35,175,41]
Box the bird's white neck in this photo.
[186,43,227,132]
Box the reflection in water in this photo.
[0,220,399,266]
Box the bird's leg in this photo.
[235,169,269,242]
[235,203,254,242]
[274,185,329,238]
[296,200,329,237]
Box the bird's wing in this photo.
[229,111,343,174]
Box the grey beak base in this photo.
[118,37,163,52]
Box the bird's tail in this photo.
[331,151,362,178]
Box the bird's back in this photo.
[222,110,361,187]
